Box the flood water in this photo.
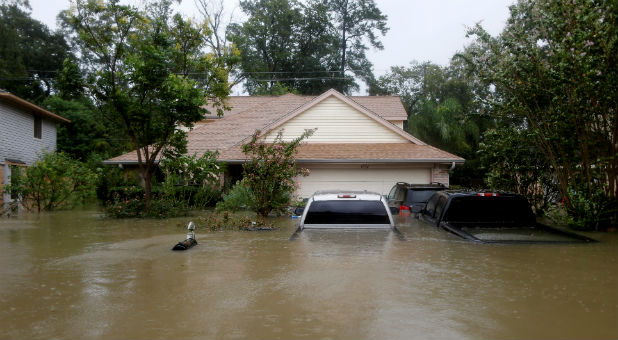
[1,209,617,339]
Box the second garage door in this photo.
[296,165,431,198]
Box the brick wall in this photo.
[432,164,450,187]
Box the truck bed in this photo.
[441,222,596,244]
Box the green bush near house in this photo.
[6,152,98,212]
[215,179,252,213]
[104,152,223,218]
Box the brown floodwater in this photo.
[1,209,616,339]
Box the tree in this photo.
[326,0,388,93]
[64,0,231,212]
[465,0,617,229]
[370,61,493,186]
[229,0,341,95]
[228,0,386,95]
[6,152,98,212]
[194,0,243,88]
[479,127,558,213]
[0,1,70,102]
[242,129,314,218]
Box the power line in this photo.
[21,68,369,75]
[253,77,350,81]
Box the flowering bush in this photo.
[104,152,223,218]
[159,151,221,188]
[242,129,314,218]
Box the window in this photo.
[304,200,390,224]
[443,196,535,225]
[425,194,440,218]
[406,189,439,205]
[387,186,397,200]
[434,197,447,219]
[34,116,42,139]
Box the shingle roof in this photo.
[0,91,70,123]
[219,143,464,162]
[104,90,464,164]
[203,93,408,121]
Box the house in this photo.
[0,91,70,207]
[104,89,464,197]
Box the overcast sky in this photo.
[28,0,514,94]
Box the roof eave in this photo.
[0,92,70,123]
[101,160,161,165]
[221,158,465,164]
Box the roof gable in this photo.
[259,89,425,145]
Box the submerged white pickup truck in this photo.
[298,191,395,230]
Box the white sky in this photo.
[28,0,514,94]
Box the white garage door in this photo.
[296,166,431,198]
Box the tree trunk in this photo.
[339,0,347,93]
[143,169,152,213]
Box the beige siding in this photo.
[295,164,431,198]
[390,120,404,129]
[263,97,407,143]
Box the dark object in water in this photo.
[246,226,277,231]
[172,238,197,251]
[419,191,597,244]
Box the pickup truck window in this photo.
[434,196,447,219]
[425,195,440,217]
[443,196,534,224]
[304,200,390,224]
[405,190,438,206]
[387,186,398,200]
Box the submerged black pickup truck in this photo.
[419,191,596,244]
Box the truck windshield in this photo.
[304,200,390,224]
[443,196,535,224]
[405,190,438,204]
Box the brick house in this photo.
[105,89,464,197]
[0,91,70,208]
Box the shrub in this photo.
[241,129,314,218]
[104,151,224,218]
[216,179,252,212]
[194,210,266,231]
[105,193,146,218]
[6,152,98,212]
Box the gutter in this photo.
[101,160,161,165]
[222,158,466,164]
[103,158,465,166]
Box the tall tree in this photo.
[326,0,388,93]
[465,0,617,228]
[229,0,386,95]
[194,0,243,88]
[0,1,70,102]
[370,60,494,186]
[228,0,299,94]
[370,61,490,158]
[228,0,310,94]
[64,0,232,211]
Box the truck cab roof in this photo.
[299,190,395,230]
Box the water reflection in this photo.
[0,209,616,339]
